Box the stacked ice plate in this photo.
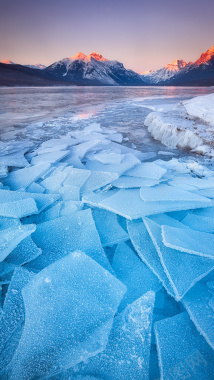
[0,123,214,379]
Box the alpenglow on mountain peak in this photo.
[165,59,187,71]
[69,52,108,62]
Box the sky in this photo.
[0,0,214,72]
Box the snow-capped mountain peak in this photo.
[70,52,88,61]
[195,45,214,65]
[141,59,187,84]
[165,59,187,71]
[45,51,144,85]
[89,52,108,61]
[69,51,108,62]
[0,60,15,64]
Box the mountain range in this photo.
[141,45,214,86]
[1,45,214,86]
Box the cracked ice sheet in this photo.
[92,189,214,220]
[3,163,51,190]
[29,208,112,272]
[112,175,160,188]
[140,183,211,203]
[81,171,119,194]
[0,224,36,262]
[182,272,214,348]
[182,214,214,233]
[155,312,214,380]
[125,161,166,180]
[5,236,42,266]
[112,242,160,311]
[0,198,38,218]
[0,190,60,213]
[92,209,129,247]
[0,267,35,372]
[85,153,141,175]
[0,151,28,168]
[30,150,70,165]
[7,251,126,380]
[127,219,175,297]
[144,217,214,301]
[162,225,214,259]
[73,291,155,380]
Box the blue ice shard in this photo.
[7,251,126,380]
[125,161,166,179]
[0,267,35,371]
[162,225,214,259]
[4,163,51,190]
[29,209,112,272]
[0,198,38,218]
[85,153,140,175]
[127,219,175,297]
[144,217,214,300]
[5,236,42,266]
[92,209,129,247]
[182,213,214,233]
[0,224,36,262]
[112,242,160,310]
[155,312,214,380]
[81,171,119,193]
[183,277,214,350]
[75,291,155,380]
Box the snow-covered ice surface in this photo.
[0,86,214,379]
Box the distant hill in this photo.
[0,63,75,86]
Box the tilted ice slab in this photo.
[30,150,70,165]
[5,236,42,266]
[112,175,160,188]
[26,182,45,194]
[0,150,28,168]
[40,166,73,193]
[0,198,38,218]
[87,188,214,220]
[112,242,160,311]
[90,151,123,165]
[125,162,166,180]
[0,189,60,214]
[0,267,35,372]
[40,136,78,150]
[74,292,155,380]
[0,223,36,262]
[7,251,126,380]
[155,312,214,380]
[4,163,51,190]
[59,184,80,201]
[197,187,214,199]
[127,219,175,297]
[29,209,112,272]
[140,183,211,203]
[169,176,214,191]
[162,225,214,259]
[92,209,129,247]
[85,153,140,175]
[81,171,119,194]
[62,168,91,188]
[182,277,214,350]
[182,213,214,233]
[144,217,214,300]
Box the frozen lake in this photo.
[0,86,214,158]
